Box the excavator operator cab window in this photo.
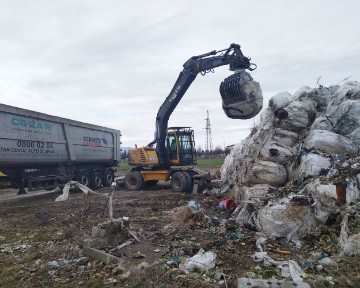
[166,134,178,160]
[178,132,195,165]
[166,135,177,151]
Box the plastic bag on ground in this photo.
[179,249,217,271]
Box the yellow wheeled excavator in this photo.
[125,43,263,192]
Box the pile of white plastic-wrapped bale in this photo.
[221,81,360,253]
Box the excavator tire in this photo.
[124,171,144,191]
[171,172,188,192]
[182,172,192,193]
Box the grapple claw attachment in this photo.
[220,70,263,119]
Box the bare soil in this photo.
[0,169,359,288]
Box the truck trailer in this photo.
[0,103,121,193]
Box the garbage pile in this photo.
[221,81,360,244]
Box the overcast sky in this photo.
[1,0,360,150]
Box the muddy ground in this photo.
[0,169,359,288]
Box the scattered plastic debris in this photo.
[179,249,217,271]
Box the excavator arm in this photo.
[148,43,262,167]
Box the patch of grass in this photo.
[116,161,131,171]
[196,157,225,168]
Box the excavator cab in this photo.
[127,127,196,168]
[166,127,196,166]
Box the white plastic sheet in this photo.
[253,251,304,282]
[179,249,217,271]
[55,181,94,202]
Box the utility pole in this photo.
[205,110,213,158]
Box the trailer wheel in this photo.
[103,169,114,187]
[91,171,103,190]
[124,171,144,191]
[77,171,91,187]
[171,172,188,192]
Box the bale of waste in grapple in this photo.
[221,81,360,241]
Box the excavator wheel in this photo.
[124,171,144,191]
[182,172,192,193]
[171,172,189,192]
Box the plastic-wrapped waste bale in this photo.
[304,130,359,156]
[259,141,297,165]
[327,81,360,107]
[349,127,360,148]
[222,78,263,119]
[311,86,337,111]
[254,197,315,241]
[221,136,263,185]
[330,100,360,135]
[258,107,275,130]
[276,101,316,132]
[272,128,299,147]
[221,141,249,185]
[310,116,332,131]
[299,153,331,179]
[293,86,335,112]
[269,92,292,111]
[301,180,340,224]
[236,184,273,202]
[232,185,273,227]
[241,160,287,187]
[292,86,313,101]
[233,201,259,228]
